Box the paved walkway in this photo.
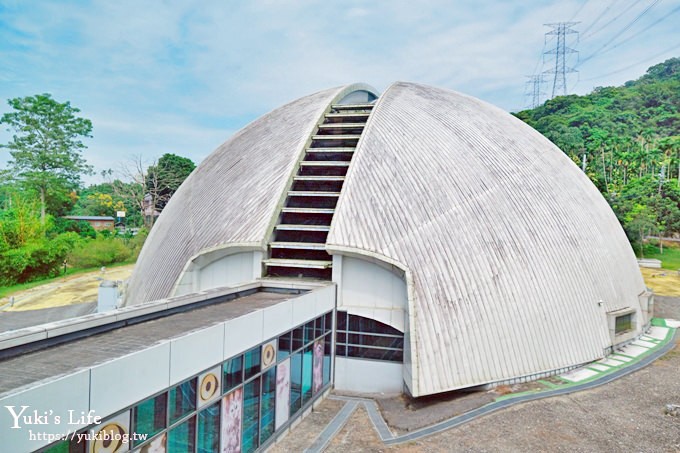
[303,320,679,453]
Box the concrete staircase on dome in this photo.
[264,102,375,279]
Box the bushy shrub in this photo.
[0,232,79,286]
[67,237,132,268]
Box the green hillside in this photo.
[515,58,680,255]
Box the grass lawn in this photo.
[636,241,680,270]
[0,260,136,299]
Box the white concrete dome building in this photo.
[126,82,652,397]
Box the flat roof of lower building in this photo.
[0,289,294,398]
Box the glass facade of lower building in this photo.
[335,311,404,362]
[41,311,333,453]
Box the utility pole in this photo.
[543,22,579,99]
[524,75,545,109]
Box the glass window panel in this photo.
[278,332,292,360]
[133,393,167,445]
[345,314,402,335]
[197,401,220,453]
[302,345,313,403]
[336,311,347,330]
[615,314,633,333]
[223,356,243,393]
[335,344,346,357]
[304,320,315,344]
[336,332,346,344]
[346,346,403,362]
[289,351,302,416]
[260,367,276,444]
[292,327,304,351]
[168,415,196,453]
[323,335,331,386]
[315,317,323,338]
[244,347,261,381]
[347,333,404,349]
[324,312,333,333]
[348,333,362,345]
[348,314,364,332]
[169,379,196,425]
[242,377,261,453]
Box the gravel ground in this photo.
[271,338,679,452]
[655,296,680,320]
[269,398,345,453]
[320,337,680,453]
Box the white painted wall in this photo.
[334,357,403,394]
[175,250,262,297]
[90,342,171,416]
[336,256,407,332]
[198,252,254,291]
[0,371,90,453]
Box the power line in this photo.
[596,4,680,56]
[569,0,592,21]
[582,0,644,40]
[578,0,661,66]
[580,0,618,37]
[581,41,680,81]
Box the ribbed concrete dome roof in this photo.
[127,81,646,396]
[328,82,645,394]
[126,84,352,303]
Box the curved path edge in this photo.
[304,328,678,452]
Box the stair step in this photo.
[318,123,366,129]
[270,242,326,250]
[293,176,345,181]
[281,207,335,214]
[312,135,361,140]
[288,191,340,197]
[325,113,371,119]
[306,148,355,153]
[263,258,333,269]
[275,224,331,231]
[299,161,349,167]
[331,104,374,110]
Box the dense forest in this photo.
[515,58,680,254]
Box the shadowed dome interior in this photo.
[126,81,647,396]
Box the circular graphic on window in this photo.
[199,372,219,403]
[90,422,127,453]
[262,342,276,369]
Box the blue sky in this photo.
[1,0,678,184]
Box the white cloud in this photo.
[0,0,678,178]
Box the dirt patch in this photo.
[2,265,134,311]
[640,267,680,297]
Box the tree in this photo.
[624,204,657,258]
[145,153,195,211]
[0,94,93,223]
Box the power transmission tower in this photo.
[524,75,545,109]
[543,22,579,98]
